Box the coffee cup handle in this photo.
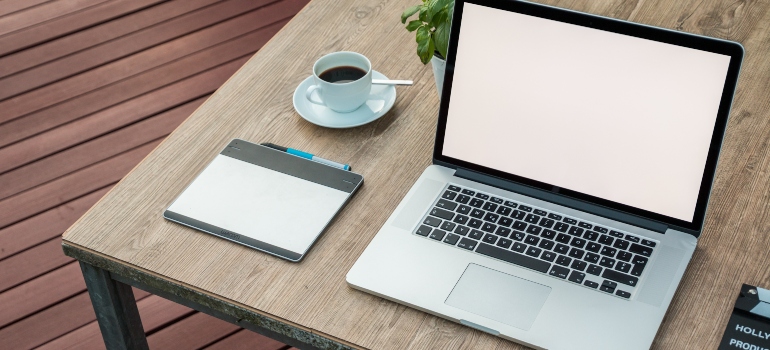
[305,85,325,105]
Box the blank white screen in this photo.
[443,3,731,222]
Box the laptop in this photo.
[347,0,743,349]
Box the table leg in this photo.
[80,261,149,350]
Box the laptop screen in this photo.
[440,2,734,224]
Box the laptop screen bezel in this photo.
[433,0,744,234]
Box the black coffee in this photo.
[319,66,366,83]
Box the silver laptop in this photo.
[347,0,743,349]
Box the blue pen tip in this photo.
[344,164,350,171]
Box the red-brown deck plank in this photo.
[0,99,204,200]
[0,0,303,348]
[0,0,107,36]
[147,312,242,349]
[38,295,196,350]
[0,0,278,102]
[0,262,84,328]
[0,289,150,349]
[0,187,109,260]
[0,0,221,77]
[0,0,51,18]
[204,329,292,350]
[0,0,163,56]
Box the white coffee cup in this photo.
[306,52,372,113]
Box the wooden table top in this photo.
[62,0,770,348]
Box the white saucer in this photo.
[293,70,396,128]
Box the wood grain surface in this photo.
[62,0,770,348]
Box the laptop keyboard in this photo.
[414,184,657,299]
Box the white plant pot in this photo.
[430,54,446,98]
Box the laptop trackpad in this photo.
[445,264,551,331]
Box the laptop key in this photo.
[568,248,584,260]
[475,193,490,200]
[630,263,646,277]
[624,234,640,243]
[456,194,471,204]
[584,252,600,263]
[481,222,497,233]
[512,220,527,231]
[511,231,525,241]
[429,229,446,241]
[548,213,562,220]
[641,239,656,247]
[570,238,586,248]
[469,229,484,240]
[598,234,614,245]
[483,202,498,212]
[586,242,601,253]
[538,239,555,250]
[476,243,551,273]
[482,234,498,244]
[615,261,632,273]
[587,264,602,276]
[511,210,526,220]
[600,246,617,257]
[539,218,554,228]
[442,190,457,200]
[443,233,460,245]
[504,200,518,208]
[496,237,512,249]
[563,218,577,225]
[556,233,571,243]
[549,265,569,279]
[616,290,631,299]
[524,235,539,245]
[469,198,484,208]
[490,197,503,204]
[600,280,617,293]
[498,217,513,227]
[632,255,649,266]
[496,206,512,216]
[448,185,461,192]
[454,226,470,236]
[424,216,441,227]
[599,257,616,268]
[584,280,599,289]
[495,227,511,237]
[512,242,527,252]
[534,209,548,216]
[629,243,653,257]
[583,231,599,241]
[568,271,585,284]
[461,189,475,196]
[568,226,584,236]
[525,214,540,224]
[571,260,587,271]
[593,226,608,233]
[483,212,500,223]
[436,199,458,211]
[616,251,632,262]
[555,255,572,267]
[541,229,556,240]
[554,243,569,255]
[468,219,482,228]
[470,208,485,219]
[431,207,454,220]
[453,215,469,225]
[539,251,554,262]
[526,225,542,235]
[613,239,629,250]
[609,230,625,238]
[415,225,432,236]
[525,246,542,257]
[518,205,533,212]
[457,205,471,214]
[457,238,477,250]
[554,222,569,232]
[440,221,456,231]
[602,269,639,287]
[578,222,592,229]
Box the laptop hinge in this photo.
[454,167,669,234]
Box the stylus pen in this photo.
[261,143,351,171]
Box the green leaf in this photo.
[434,19,450,59]
[418,5,431,23]
[401,5,420,24]
[405,20,422,32]
[416,26,434,64]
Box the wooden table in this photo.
[62,0,770,348]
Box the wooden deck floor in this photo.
[0,0,308,348]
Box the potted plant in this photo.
[401,0,454,96]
